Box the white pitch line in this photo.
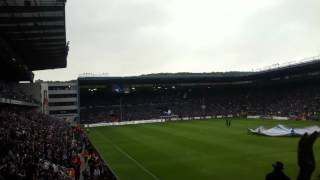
[107,139,159,180]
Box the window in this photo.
[48,85,77,90]
[49,110,78,114]
[49,102,77,106]
[49,94,77,98]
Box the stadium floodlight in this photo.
[88,88,97,92]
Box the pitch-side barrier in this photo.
[85,115,292,128]
[85,119,165,128]
[247,115,290,120]
[84,115,235,128]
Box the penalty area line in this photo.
[106,138,159,180]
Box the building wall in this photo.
[42,82,79,121]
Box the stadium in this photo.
[78,59,320,179]
[1,0,320,180]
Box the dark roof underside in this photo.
[0,0,68,81]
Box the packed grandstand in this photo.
[79,59,320,125]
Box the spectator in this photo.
[265,161,290,180]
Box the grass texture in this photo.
[87,119,320,180]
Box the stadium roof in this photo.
[78,58,320,85]
[0,0,68,81]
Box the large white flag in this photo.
[248,124,320,136]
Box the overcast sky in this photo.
[34,0,320,81]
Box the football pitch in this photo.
[87,119,320,180]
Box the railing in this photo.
[77,55,320,79]
[253,55,320,72]
[78,73,109,77]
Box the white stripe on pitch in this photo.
[107,138,159,180]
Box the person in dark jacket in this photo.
[265,161,290,180]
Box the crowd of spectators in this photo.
[0,108,116,180]
[80,82,320,123]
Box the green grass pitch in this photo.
[87,119,320,180]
